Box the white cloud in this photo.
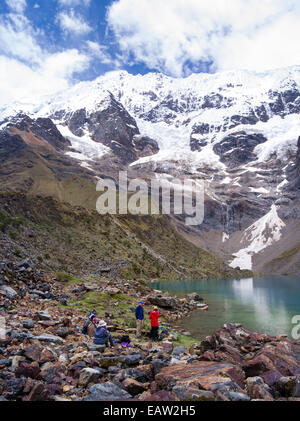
[107,0,300,76]
[0,14,42,64]
[0,13,90,108]
[0,51,89,107]
[5,0,27,14]
[86,41,113,64]
[58,0,91,7]
[57,9,92,35]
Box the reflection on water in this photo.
[152,276,300,339]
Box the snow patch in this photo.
[230,205,285,270]
[57,125,110,163]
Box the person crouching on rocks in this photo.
[135,300,145,338]
[149,306,160,341]
[93,320,114,348]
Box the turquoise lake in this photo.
[152,276,300,339]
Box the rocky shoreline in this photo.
[1,260,300,401]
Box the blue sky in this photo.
[0,0,299,107]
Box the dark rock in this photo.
[84,382,132,401]
[79,368,102,387]
[173,346,186,357]
[35,334,65,345]
[24,382,51,401]
[15,362,41,379]
[23,319,35,329]
[36,311,51,321]
[23,345,42,361]
[122,378,148,395]
[148,295,177,310]
[246,376,274,401]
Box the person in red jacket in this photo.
[149,306,160,341]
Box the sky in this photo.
[0,0,300,108]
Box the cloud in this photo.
[0,14,43,64]
[5,0,27,14]
[107,0,300,76]
[0,12,90,108]
[58,0,91,7]
[57,9,92,35]
[0,50,89,108]
[86,41,113,64]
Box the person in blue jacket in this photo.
[135,300,144,338]
[93,320,113,347]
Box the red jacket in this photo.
[149,311,160,327]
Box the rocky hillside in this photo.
[1,261,300,401]
[0,192,243,281]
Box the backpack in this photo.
[120,335,131,344]
[82,319,90,335]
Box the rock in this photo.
[156,361,245,394]
[23,319,35,329]
[85,343,106,353]
[228,391,251,401]
[11,356,26,370]
[173,346,186,357]
[275,376,296,397]
[172,385,215,401]
[161,341,173,354]
[187,293,203,302]
[84,382,132,401]
[24,382,51,401]
[36,311,52,321]
[0,359,11,367]
[15,362,41,379]
[58,354,69,364]
[106,288,121,296]
[122,378,148,395]
[294,375,300,397]
[0,285,18,300]
[35,334,65,345]
[122,353,144,367]
[246,377,274,401]
[140,390,179,401]
[148,296,177,310]
[56,327,71,339]
[79,368,102,387]
[40,348,57,363]
[23,345,42,361]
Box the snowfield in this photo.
[229,205,286,270]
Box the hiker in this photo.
[149,306,160,341]
[82,309,97,335]
[93,320,114,348]
[135,300,144,338]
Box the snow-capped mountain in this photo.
[1,65,300,274]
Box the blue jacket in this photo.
[94,327,113,346]
[135,305,144,320]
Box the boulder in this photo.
[187,293,203,302]
[156,361,245,394]
[246,377,274,401]
[148,296,177,310]
[35,334,65,345]
[122,378,148,395]
[84,382,132,401]
[36,311,51,321]
[0,285,18,300]
[23,345,42,361]
[24,382,51,401]
[79,368,102,387]
[172,385,215,401]
[23,319,35,329]
[173,346,186,357]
